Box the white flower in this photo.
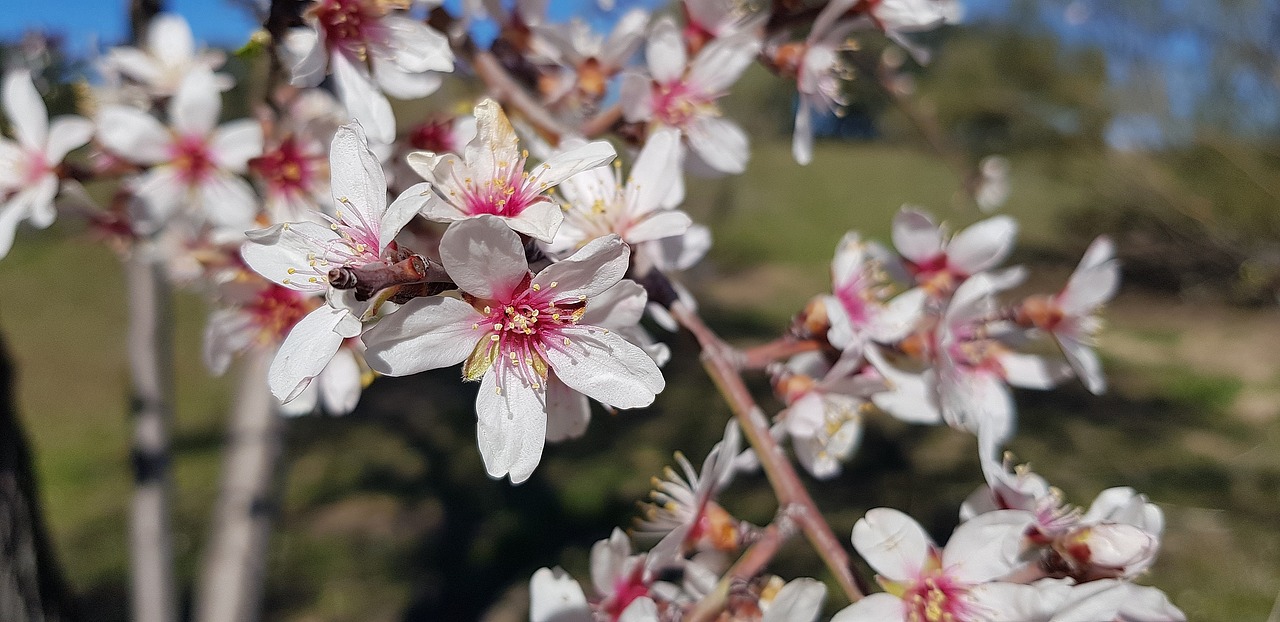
[103,13,233,96]
[361,216,664,483]
[283,0,455,144]
[771,351,880,479]
[833,508,1036,622]
[532,9,650,105]
[824,232,926,360]
[241,122,423,403]
[635,421,742,555]
[891,207,1017,295]
[406,99,616,242]
[620,17,760,181]
[0,69,93,258]
[788,0,859,164]
[1017,236,1119,395]
[97,70,262,232]
[546,128,689,258]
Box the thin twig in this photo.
[740,337,823,370]
[687,519,792,622]
[669,302,864,605]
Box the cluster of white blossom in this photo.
[0,0,1190,619]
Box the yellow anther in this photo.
[531,283,541,291]
[287,268,296,274]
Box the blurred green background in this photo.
[4,2,1280,620]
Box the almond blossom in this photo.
[1017,236,1119,395]
[779,0,860,164]
[241,122,426,402]
[0,69,93,258]
[361,216,664,483]
[405,99,616,242]
[545,128,690,259]
[833,507,1037,622]
[770,351,880,479]
[634,421,743,556]
[532,9,650,106]
[282,0,455,144]
[824,232,926,361]
[96,70,263,232]
[102,13,233,96]
[620,17,761,183]
[891,207,1017,295]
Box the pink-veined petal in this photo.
[545,326,663,409]
[329,121,388,236]
[475,371,547,483]
[242,221,337,292]
[362,296,484,375]
[439,215,530,301]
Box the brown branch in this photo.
[687,519,793,622]
[668,302,865,605]
[740,338,823,370]
[467,46,573,143]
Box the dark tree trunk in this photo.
[0,334,76,621]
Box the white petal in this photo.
[380,16,454,73]
[362,296,484,375]
[1059,335,1105,395]
[762,578,826,622]
[532,234,629,299]
[998,352,1067,390]
[475,371,547,483]
[202,308,255,375]
[688,28,761,93]
[439,215,530,301]
[529,567,591,622]
[850,508,931,580]
[646,18,687,84]
[942,509,1034,583]
[131,166,189,224]
[619,72,654,122]
[169,70,222,137]
[829,593,904,622]
[532,141,617,189]
[686,115,749,174]
[96,105,172,164]
[269,305,360,402]
[105,48,163,88]
[865,347,942,425]
[503,200,564,242]
[2,70,47,150]
[0,196,29,259]
[382,182,429,250]
[209,118,263,172]
[618,597,658,622]
[892,207,942,264]
[1060,236,1119,315]
[241,222,336,292]
[147,13,195,62]
[939,366,1014,446]
[793,103,814,165]
[546,326,664,409]
[329,122,389,237]
[44,116,94,163]
[284,28,327,87]
[466,99,520,180]
[626,210,692,244]
[580,279,648,328]
[867,288,927,343]
[625,128,681,217]
[545,373,591,442]
[333,52,397,145]
[199,172,259,229]
[317,347,363,414]
[947,215,1017,276]
[372,54,443,99]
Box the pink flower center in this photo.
[312,0,385,56]
[466,280,587,387]
[170,134,216,185]
[408,119,458,153]
[250,137,317,198]
[836,270,875,327]
[652,81,714,128]
[452,153,548,218]
[902,571,972,622]
[606,565,651,621]
[248,285,313,343]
